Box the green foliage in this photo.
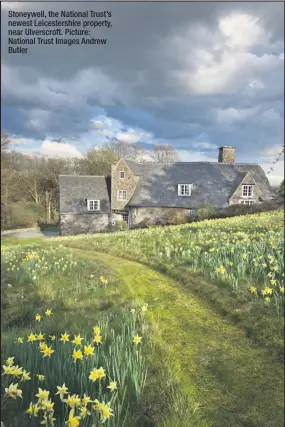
[279,179,284,199]
[7,202,39,229]
[196,206,216,220]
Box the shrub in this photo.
[218,201,282,219]
[8,202,39,229]
[197,206,217,220]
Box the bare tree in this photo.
[104,141,141,161]
[151,144,178,163]
[1,130,10,151]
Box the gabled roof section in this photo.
[125,161,273,208]
[59,175,111,214]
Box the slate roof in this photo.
[125,161,273,208]
[59,175,111,214]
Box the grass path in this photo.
[69,248,284,427]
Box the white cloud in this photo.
[91,120,104,130]
[218,13,268,50]
[248,79,264,89]
[215,106,259,124]
[177,150,217,162]
[279,53,284,60]
[258,108,282,124]
[10,136,33,146]
[40,140,83,158]
[192,142,218,150]
[116,132,141,144]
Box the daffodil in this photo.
[41,346,54,358]
[93,334,102,344]
[72,335,83,346]
[60,333,70,343]
[36,374,45,382]
[65,394,81,409]
[249,286,257,294]
[35,314,41,322]
[89,367,105,382]
[80,405,91,418]
[5,382,22,399]
[107,381,118,392]
[21,370,31,382]
[45,309,53,317]
[26,402,40,417]
[67,408,80,427]
[15,337,23,344]
[56,383,68,401]
[133,335,142,345]
[5,357,15,366]
[81,393,92,406]
[72,348,83,362]
[84,345,94,357]
[50,335,56,341]
[36,388,49,401]
[27,333,37,343]
[92,326,100,335]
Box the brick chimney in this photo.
[218,146,235,164]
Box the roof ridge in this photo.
[59,175,106,177]
[127,162,260,165]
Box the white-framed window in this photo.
[87,199,100,211]
[188,209,195,217]
[117,190,127,201]
[240,200,255,205]
[119,171,125,179]
[242,185,253,197]
[178,184,192,196]
[121,213,129,222]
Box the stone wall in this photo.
[111,159,139,210]
[129,207,189,226]
[60,213,109,236]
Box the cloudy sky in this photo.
[1,1,284,185]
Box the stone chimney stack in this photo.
[218,146,235,164]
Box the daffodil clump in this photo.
[2,306,147,427]
[2,245,77,283]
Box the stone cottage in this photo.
[59,146,273,235]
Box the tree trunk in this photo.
[45,191,51,221]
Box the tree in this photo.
[104,141,141,161]
[279,179,284,200]
[151,144,178,163]
[1,130,10,151]
[77,147,118,176]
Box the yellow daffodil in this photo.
[72,335,83,346]
[35,388,49,401]
[67,408,80,427]
[81,394,92,406]
[56,383,68,401]
[15,337,23,344]
[36,332,45,341]
[27,333,37,343]
[84,345,94,357]
[41,346,54,358]
[93,334,102,344]
[133,335,142,345]
[107,381,118,392]
[50,335,56,341]
[21,370,31,382]
[92,326,100,335]
[72,348,83,362]
[249,286,257,294]
[45,309,53,317]
[60,333,70,343]
[89,367,105,382]
[35,314,41,322]
[36,374,45,382]
[5,357,15,366]
[5,382,22,399]
[26,402,40,417]
[65,394,81,408]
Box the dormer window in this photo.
[242,185,253,197]
[178,184,192,196]
[87,199,100,211]
[119,171,125,179]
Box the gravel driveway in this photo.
[2,230,59,239]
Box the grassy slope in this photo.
[68,248,284,427]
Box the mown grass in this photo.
[53,210,284,361]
